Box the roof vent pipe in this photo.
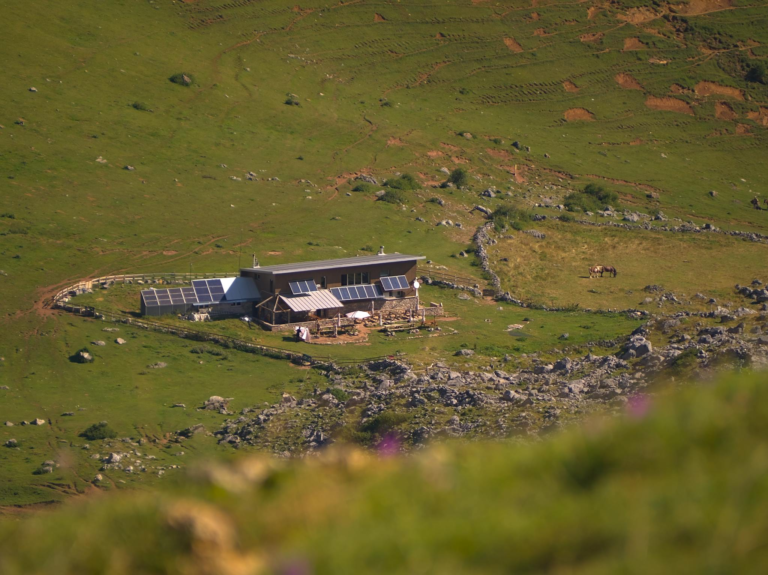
[252,253,260,268]
[378,246,385,255]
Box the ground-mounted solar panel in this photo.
[289,280,318,295]
[380,275,409,291]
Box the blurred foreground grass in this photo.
[2,372,768,574]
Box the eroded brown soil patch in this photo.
[564,108,595,121]
[715,101,737,121]
[563,80,580,93]
[747,107,768,127]
[374,13,386,22]
[580,32,604,43]
[736,123,752,134]
[623,37,646,51]
[695,81,744,100]
[618,7,662,25]
[673,0,732,16]
[427,150,445,158]
[503,37,524,53]
[615,73,643,90]
[645,96,694,115]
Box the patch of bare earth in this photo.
[451,156,468,164]
[427,150,445,158]
[645,96,694,115]
[615,73,644,90]
[440,142,460,151]
[564,108,595,121]
[563,80,580,93]
[534,28,549,37]
[695,81,744,100]
[503,37,524,53]
[580,32,604,43]
[618,7,662,25]
[736,124,752,135]
[623,37,646,51]
[588,6,600,19]
[387,137,405,147]
[528,12,540,21]
[715,102,737,121]
[374,13,386,22]
[673,0,732,16]
[486,148,515,160]
[670,84,692,95]
[747,107,768,127]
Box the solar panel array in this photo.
[330,284,383,302]
[141,287,199,308]
[192,279,226,304]
[380,275,410,291]
[288,280,318,295]
[142,279,229,308]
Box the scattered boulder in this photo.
[455,349,475,357]
[71,350,94,364]
[29,87,38,93]
[482,188,496,198]
[93,474,103,483]
[4,421,14,427]
[115,338,127,345]
[5,439,17,448]
[202,396,233,414]
[123,165,135,171]
[148,362,167,369]
[32,418,46,426]
[91,341,106,347]
[172,403,186,409]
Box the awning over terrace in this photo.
[279,290,343,313]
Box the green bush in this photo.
[168,73,194,86]
[284,94,300,106]
[361,411,409,436]
[131,101,151,112]
[491,204,532,231]
[352,182,374,193]
[446,167,470,188]
[329,388,350,403]
[564,183,619,212]
[80,422,118,441]
[746,62,767,84]
[383,173,419,191]
[378,189,408,205]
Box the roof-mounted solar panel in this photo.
[288,280,318,295]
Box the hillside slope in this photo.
[2,373,768,574]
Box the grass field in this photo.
[3,372,768,573]
[2,0,768,506]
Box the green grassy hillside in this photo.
[2,373,768,574]
[2,0,768,507]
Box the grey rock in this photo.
[91,340,106,346]
[115,338,127,345]
[5,439,17,448]
[455,349,475,357]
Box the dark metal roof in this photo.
[241,253,425,275]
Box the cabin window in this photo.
[269,279,274,293]
[321,276,327,289]
[341,272,370,286]
[380,270,390,278]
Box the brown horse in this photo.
[602,265,617,277]
[589,265,603,278]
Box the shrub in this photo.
[168,73,194,86]
[352,182,373,193]
[559,213,575,223]
[564,183,619,212]
[446,167,470,188]
[491,204,532,231]
[80,422,118,441]
[383,173,419,191]
[131,101,151,112]
[361,411,409,436]
[746,62,767,85]
[284,94,300,106]
[329,388,350,403]
[378,189,408,205]
[491,137,503,145]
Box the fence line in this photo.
[50,272,410,367]
[418,268,479,286]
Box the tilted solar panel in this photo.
[380,275,409,291]
[289,280,318,295]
